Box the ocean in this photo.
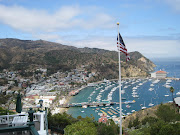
[66,59,180,121]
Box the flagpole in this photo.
[117,22,122,135]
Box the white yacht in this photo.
[148,103,154,107]
[132,94,139,98]
[141,106,147,109]
[165,85,171,88]
[166,79,172,83]
[176,92,180,96]
[132,92,138,95]
[152,79,160,84]
[149,88,154,91]
[148,98,154,107]
[141,101,146,110]
[131,110,136,113]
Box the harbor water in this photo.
[67,59,180,121]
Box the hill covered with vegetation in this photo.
[0,38,155,81]
[47,103,180,135]
[123,103,180,135]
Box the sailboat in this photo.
[148,98,154,107]
[164,91,170,97]
[141,101,146,110]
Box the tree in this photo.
[48,112,77,131]
[150,120,165,135]
[128,120,133,129]
[141,116,158,126]
[133,117,140,129]
[158,124,175,135]
[170,87,174,101]
[156,104,178,122]
[97,119,119,135]
[64,121,97,135]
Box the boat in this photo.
[166,79,172,83]
[148,98,154,107]
[82,105,87,108]
[81,111,85,113]
[152,79,160,84]
[90,105,97,107]
[126,105,131,108]
[165,85,171,88]
[148,103,154,107]
[132,94,139,98]
[176,92,180,96]
[149,88,154,91]
[112,115,117,118]
[141,101,146,110]
[131,110,136,113]
[132,87,137,89]
[121,90,125,94]
[164,95,169,97]
[132,92,137,95]
[141,106,147,109]
[105,104,111,106]
[124,100,136,104]
[150,84,154,87]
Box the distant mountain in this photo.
[0,38,155,81]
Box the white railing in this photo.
[0,112,42,125]
[0,111,47,135]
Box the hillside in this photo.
[123,103,180,135]
[122,104,160,129]
[0,38,155,80]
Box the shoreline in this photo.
[59,76,179,114]
[59,96,72,113]
[59,77,155,113]
[59,85,89,113]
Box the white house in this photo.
[151,70,167,78]
[156,70,167,78]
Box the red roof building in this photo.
[156,70,167,78]
[156,71,166,74]
[98,113,107,123]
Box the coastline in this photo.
[59,96,72,113]
[59,86,88,113]
[60,76,177,113]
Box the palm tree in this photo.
[170,87,174,101]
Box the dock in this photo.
[165,77,180,80]
[58,102,119,108]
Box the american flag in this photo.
[117,33,130,61]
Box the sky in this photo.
[0,0,180,59]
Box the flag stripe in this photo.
[117,32,130,61]
[117,44,127,51]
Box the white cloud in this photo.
[126,38,180,58]
[57,35,180,58]
[0,4,114,32]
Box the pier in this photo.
[165,77,180,80]
[58,100,136,108]
[58,102,119,108]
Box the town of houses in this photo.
[0,66,96,114]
